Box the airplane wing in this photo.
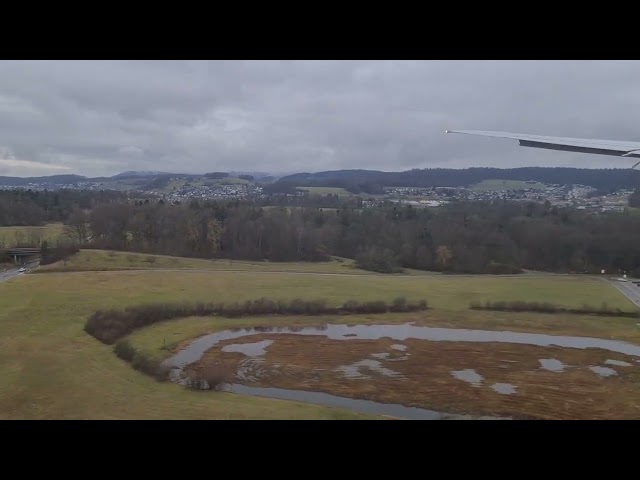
[446,130,640,166]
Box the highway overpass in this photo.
[4,247,41,264]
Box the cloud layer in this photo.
[1,60,639,177]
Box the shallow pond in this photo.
[163,323,640,419]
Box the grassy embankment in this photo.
[0,223,65,247]
[1,250,638,419]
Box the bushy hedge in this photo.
[113,339,170,381]
[39,246,80,266]
[470,300,640,318]
[85,296,430,344]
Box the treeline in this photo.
[80,198,640,275]
[113,339,230,385]
[257,192,364,209]
[0,174,86,187]
[113,340,170,381]
[280,167,640,191]
[85,297,429,344]
[0,189,127,226]
[470,300,640,318]
[39,245,80,266]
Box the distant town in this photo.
[0,170,636,214]
[383,183,634,213]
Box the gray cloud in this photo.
[0,60,639,177]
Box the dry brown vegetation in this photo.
[186,364,236,391]
[190,334,640,420]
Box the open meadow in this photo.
[0,223,65,247]
[1,251,639,419]
[470,179,546,191]
[37,249,374,274]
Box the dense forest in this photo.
[0,190,127,226]
[280,167,640,192]
[73,198,640,276]
[2,167,639,192]
[3,186,640,276]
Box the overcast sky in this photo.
[2,60,640,177]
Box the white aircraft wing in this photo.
[446,130,640,166]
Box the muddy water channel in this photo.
[163,324,640,420]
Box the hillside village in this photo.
[0,175,635,213]
[384,184,634,213]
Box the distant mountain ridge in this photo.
[278,167,640,191]
[1,167,639,191]
[0,174,88,186]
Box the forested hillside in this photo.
[80,199,640,276]
[0,190,127,226]
[280,167,640,192]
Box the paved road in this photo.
[32,267,588,279]
[608,279,640,308]
[0,267,24,283]
[0,261,40,284]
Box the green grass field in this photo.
[218,177,250,185]
[471,179,546,192]
[35,249,523,278]
[0,223,66,247]
[160,177,250,193]
[38,249,372,274]
[296,186,352,196]
[624,207,640,215]
[25,267,635,312]
[1,250,638,419]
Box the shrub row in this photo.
[39,246,80,266]
[469,300,640,318]
[85,296,429,344]
[113,340,170,381]
[114,339,235,387]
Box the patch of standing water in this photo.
[336,359,402,379]
[371,352,390,359]
[589,366,618,377]
[163,323,640,419]
[491,383,517,395]
[221,340,273,357]
[390,344,407,351]
[164,323,640,371]
[224,384,509,420]
[605,359,632,367]
[451,369,483,386]
[539,359,568,372]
